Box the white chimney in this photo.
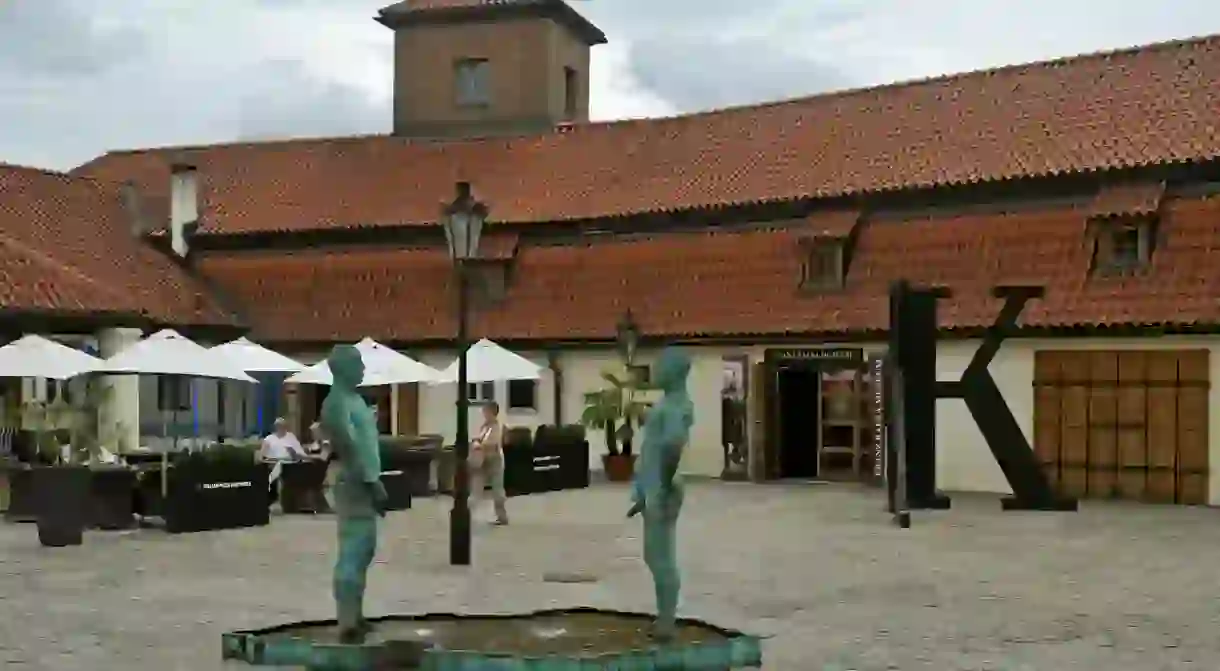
[169,163,198,258]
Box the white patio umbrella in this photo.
[0,334,101,380]
[97,329,256,382]
[210,337,303,439]
[96,329,257,496]
[435,338,543,384]
[285,337,440,387]
[210,336,304,373]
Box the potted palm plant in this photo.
[74,381,138,530]
[581,369,651,482]
[28,397,92,547]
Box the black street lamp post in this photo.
[616,309,640,364]
[441,181,487,567]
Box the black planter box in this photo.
[505,430,590,496]
[167,462,270,533]
[34,466,91,547]
[89,466,137,530]
[379,436,441,498]
[134,467,166,519]
[136,462,270,533]
[12,464,140,531]
[378,469,412,512]
[279,460,331,514]
[4,464,37,523]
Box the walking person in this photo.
[468,402,508,526]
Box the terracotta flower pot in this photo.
[601,454,637,482]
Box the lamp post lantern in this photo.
[442,181,487,567]
[616,309,639,364]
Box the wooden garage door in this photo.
[1033,349,1209,505]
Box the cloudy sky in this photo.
[3,0,1220,170]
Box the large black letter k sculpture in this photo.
[890,282,1077,512]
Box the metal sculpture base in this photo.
[222,607,763,670]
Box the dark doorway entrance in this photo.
[761,347,867,481]
[778,366,820,478]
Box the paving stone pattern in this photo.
[1,483,1219,670]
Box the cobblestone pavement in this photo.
[2,482,1219,670]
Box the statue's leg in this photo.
[643,500,681,639]
[334,515,378,642]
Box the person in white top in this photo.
[468,401,508,525]
[261,417,306,505]
[261,417,306,461]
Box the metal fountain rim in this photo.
[222,606,764,669]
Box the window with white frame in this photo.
[507,379,538,412]
[465,381,495,404]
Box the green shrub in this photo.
[174,443,258,473]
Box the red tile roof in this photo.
[76,35,1220,236]
[0,164,237,325]
[1089,180,1166,218]
[196,194,1220,343]
[375,0,606,44]
[386,0,532,10]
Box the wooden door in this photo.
[1032,351,1065,492]
[1033,348,1210,504]
[1115,352,1149,499]
[1175,350,1209,504]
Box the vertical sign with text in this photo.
[868,354,885,485]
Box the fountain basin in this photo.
[222,607,763,670]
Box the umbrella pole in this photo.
[242,383,249,438]
[161,412,169,498]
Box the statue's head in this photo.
[652,347,691,393]
[328,345,364,390]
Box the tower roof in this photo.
[375,0,607,46]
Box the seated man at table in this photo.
[261,418,306,504]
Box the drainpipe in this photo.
[547,350,563,425]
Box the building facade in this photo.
[4,1,1220,504]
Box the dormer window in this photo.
[1110,222,1149,267]
[1087,180,1164,276]
[1093,217,1154,274]
[800,238,845,290]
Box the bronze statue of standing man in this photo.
[319,345,387,643]
[627,347,693,640]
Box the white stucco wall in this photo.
[416,350,555,445]
[414,347,725,477]
[142,335,1216,502]
[933,336,1220,505]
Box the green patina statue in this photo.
[319,345,388,644]
[627,347,693,640]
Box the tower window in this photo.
[563,66,578,119]
[454,58,491,107]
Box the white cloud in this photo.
[2,0,1219,170]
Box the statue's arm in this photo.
[660,406,692,489]
[350,407,382,485]
[320,399,355,459]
